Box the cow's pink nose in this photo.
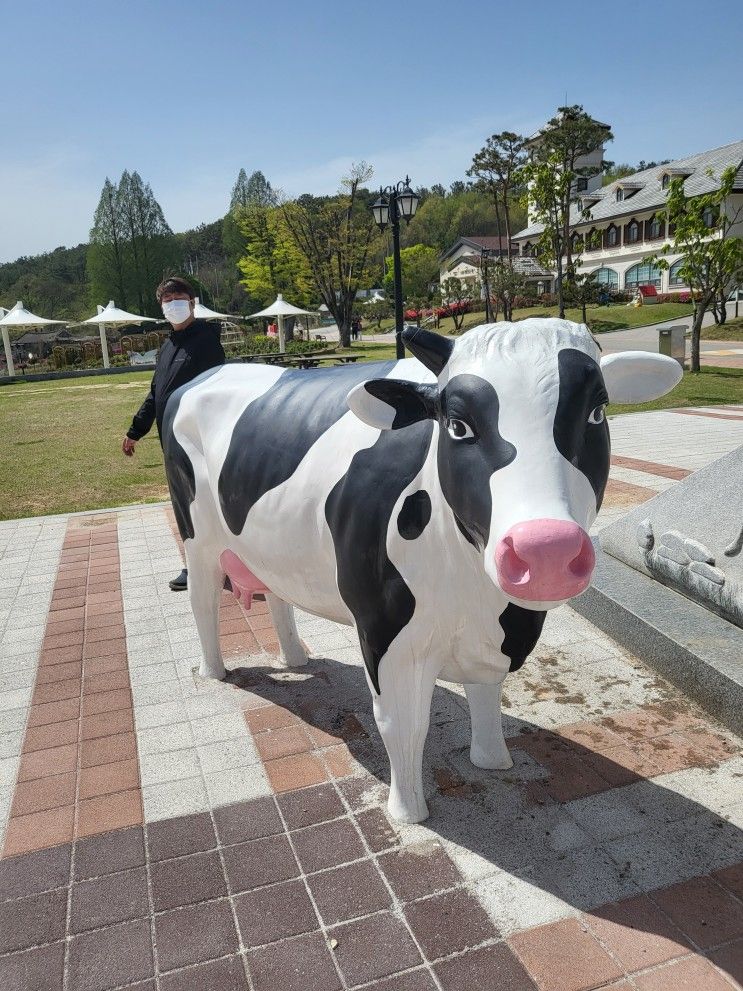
[495,519,595,602]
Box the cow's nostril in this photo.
[568,540,594,580]
[498,538,530,585]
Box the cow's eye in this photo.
[447,418,474,440]
[588,404,606,425]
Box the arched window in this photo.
[616,188,624,202]
[647,215,663,239]
[625,261,662,289]
[669,259,687,287]
[585,228,600,252]
[626,221,640,244]
[593,267,619,287]
[571,232,583,253]
[522,242,533,257]
[605,225,619,248]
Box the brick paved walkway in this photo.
[0,407,742,991]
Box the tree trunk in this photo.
[690,299,709,373]
[582,300,587,324]
[718,288,727,324]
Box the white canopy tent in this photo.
[0,302,66,378]
[81,301,157,368]
[193,297,242,322]
[247,293,317,351]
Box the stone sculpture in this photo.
[162,320,681,822]
[637,521,743,627]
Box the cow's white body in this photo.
[165,321,682,821]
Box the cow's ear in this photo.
[402,327,454,375]
[600,351,683,404]
[347,379,438,430]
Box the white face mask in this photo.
[162,299,192,324]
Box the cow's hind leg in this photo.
[373,655,437,823]
[266,593,308,667]
[464,681,513,770]
[185,540,226,680]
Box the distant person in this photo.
[122,276,225,591]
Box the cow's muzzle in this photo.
[495,519,595,602]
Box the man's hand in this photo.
[122,437,136,457]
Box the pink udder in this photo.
[219,550,270,610]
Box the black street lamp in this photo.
[371,177,419,359]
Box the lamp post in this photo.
[371,177,419,359]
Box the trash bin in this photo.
[658,325,686,367]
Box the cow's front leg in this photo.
[266,593,308,667]
[464,680,513,770]
[185,541,226,680]
[373,654,437,823]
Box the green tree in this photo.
[523,106,613,317]
[655,167,743,372]
[365,297,392,329]
[118,170,175,315]
[439,276,473,331]
[383,244,439,302]
[224,169,278,262]
[488,261,527,322]
[87,173,174,315]
[282,163,379,348]
[237,205,313,309]
[87,178,130,309]
[468,131,527,262]
[563,270,602,324]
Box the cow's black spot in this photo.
[499,603,546,672]
[397,490,432,540]
[218,361,397,535]
[437,374,516,549]
[325,421,435,694]
[161,368,222,541]
[553,349,610,509]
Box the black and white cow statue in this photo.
[163,320,681,822]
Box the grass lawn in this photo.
[0,372,167,520]
[365,301,693,337]
[1,356,740,520]
[701,316,743,340]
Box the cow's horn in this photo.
[402,327,454,375]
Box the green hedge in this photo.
[225,335,333,357]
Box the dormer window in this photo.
[662,174,670,190]
[576,177,588,192]
[616,188,624,202]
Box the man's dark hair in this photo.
[156,276,196,303]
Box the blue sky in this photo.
[1,0,742,261]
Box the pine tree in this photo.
[87,178,129,309]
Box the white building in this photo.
[439,236,553,295]
[514,139,743,295]
[524,115,611,225]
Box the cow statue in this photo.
[163,320,682,822]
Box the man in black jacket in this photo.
[122,277,225,590]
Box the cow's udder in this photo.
[219,549,271,609]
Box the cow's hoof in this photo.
[280,648,309,668]
[388,795,429,823]
[470,745,513,770]
[199,661,227,680]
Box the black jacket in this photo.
[126,319,225,442]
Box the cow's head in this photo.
[348,320,682,610]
